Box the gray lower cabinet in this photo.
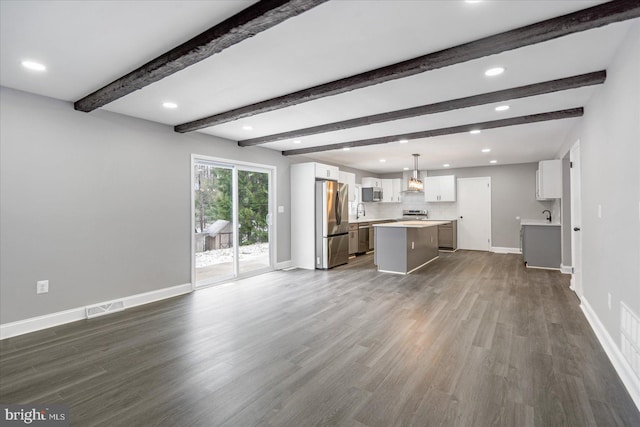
[438,220,457,250]
[348,224,358,255]
[521,225,561,269]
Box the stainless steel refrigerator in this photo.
[316,180,349,269]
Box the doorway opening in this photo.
[192,156,275,288]
[570,141,583,298]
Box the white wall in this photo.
[0,87,294,324]
[558,23,640,400]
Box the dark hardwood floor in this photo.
[1,251,638,426]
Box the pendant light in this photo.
[407,154,424,192]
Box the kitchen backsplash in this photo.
[353,192,458,220]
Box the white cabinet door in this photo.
[315,163,339,180]
[424,176,441,202]
[381,179,394,203]
[424,175,456,202]
[439,175,456,201]
[392,179,402,202]
[537,160,562,199]
[361,177,381,188]
[339,171,357,202]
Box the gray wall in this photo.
[557,23,639,358]
[0,87,294,324]
[426,163,554,248]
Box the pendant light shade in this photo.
[407,154,423,192]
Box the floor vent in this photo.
[86,301,125,319]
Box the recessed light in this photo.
[379,159,386,163]
[485,67,505,77]
[399,139,409,144]
[162,102,178,109]
[482,148,491,153]
[466,0,483,3]
[21,60,46,71]
[292,140,301,144]
[490,160,498,164]
[469,130,481,135]
[443,164,450,167]
[495,105,510,112]
[242,125,253,131]
[343,147,350,151]
[403,167,410,171]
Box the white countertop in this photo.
[374,220,451,228]
[521,219,561,226]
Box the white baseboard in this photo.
[275,260,293,270]
[0,283,192,340]
[581,297,640,410]
[560,264,573,275]
[491,247,522,254]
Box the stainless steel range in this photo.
[402,209,429,220]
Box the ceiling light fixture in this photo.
[485,67,505,77]
[403,167,410,171]
[443,164,450,168]
[399,139,409,144]
[407,154,424,192]
[242,125,253,131]
[162,102,178,109]
[490,160,498,164]
[292,140,301,144]
[495,105,510,112]
[482,148,491,153]
[21,60,46,71]
[379,159,386,163]
[343,147,350,151]
[469,130,481,135]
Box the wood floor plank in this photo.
[1,251,638,426]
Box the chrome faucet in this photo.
[542,210,552,222]
[356,203,366,219]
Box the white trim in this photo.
[0,283,192,340]
[560,264,573,275]
[525,265,560,271]
[581,297,640,410]
[491,246,521,254]
[276,260,293,270]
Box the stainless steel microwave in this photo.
[362,187,382,202]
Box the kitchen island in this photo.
[373,221,450,274]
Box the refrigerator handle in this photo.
[335,188,342,225]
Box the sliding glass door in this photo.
[192,157,274,287]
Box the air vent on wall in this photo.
[85,301,125,319]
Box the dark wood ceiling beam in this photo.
[239,71,605,146]
[281,108,584,156]
[176,1,639,133]
[74,0,329,112]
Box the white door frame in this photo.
[457,177,492,251]
[570,141,582,298]
[190,154,277,290]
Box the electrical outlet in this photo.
[36,280,49,294]
[278,205,284,213]
[608,292,612,310]
[597,204,602,218]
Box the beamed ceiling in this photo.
[1,0,639,173]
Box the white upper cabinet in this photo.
[392,179,402,202]
[361,177,382,188]
[315,163,339,180]
[536,160,562,200]
[380,178,402,203]
[339,170,357,202]
[424,175,456,202]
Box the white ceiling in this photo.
[1,0,637,174]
